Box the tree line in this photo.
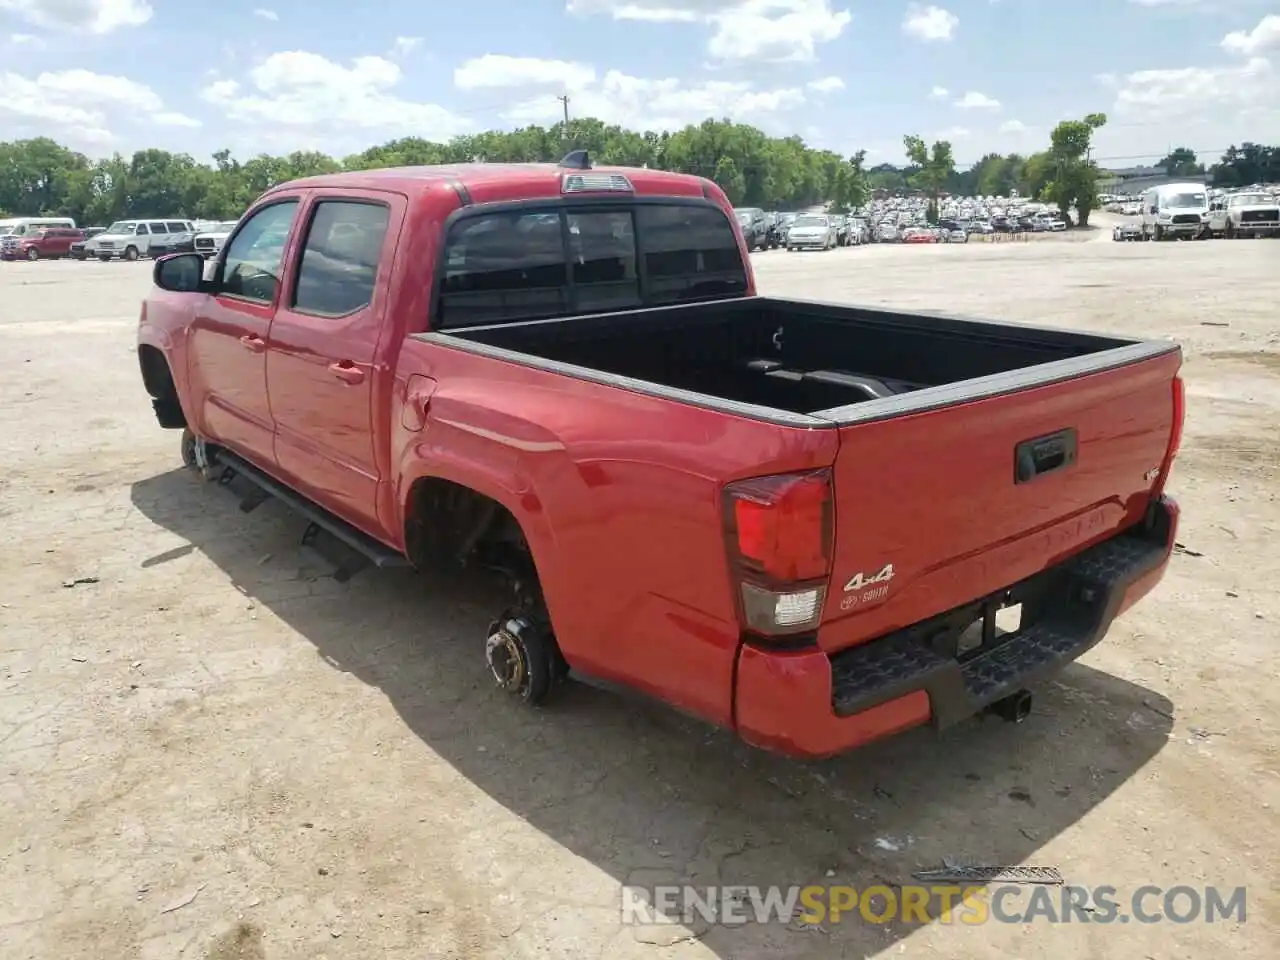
[1,115,1275,228]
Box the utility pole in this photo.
[557,95,570,129]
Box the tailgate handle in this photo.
[1015,428,1077,483]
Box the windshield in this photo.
[1166,192,1206,209]
[793,216,825,227]
[1229,194,1271,206]
[105,221,136,234]
[219,221,239,231]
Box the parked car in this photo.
[69,227,106,260]
[1112,222,1143,242]
[150,228,199,257]
[194,220,241,259]
[0,226,85,260]
[0,216,77,256]
[786,214,839,250]
[1206,192,1280,239]
[734,207,769,251]
[139,157,1184,759]
[84,219,196,261]
[902,227,938,244]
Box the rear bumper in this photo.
[734,496,1178,759]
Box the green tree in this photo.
[1038,112,1107,227]
[1159,147,1203,178]
[902,135,956,202]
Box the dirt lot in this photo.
[2,234,1277,960]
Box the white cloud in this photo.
[707,0,851,62]
[454,54,596,91]
[1128,0,1202,6]
[1221,15,1280,57]
[390,36,422,58]
[201,51,471,147]
[566,0,851,62]
[937,126,970,139]
[955,90,1000,109]
[252,8,278,20]
[998,119,1026,133]
[0,0,151,34]
[1106,52,1279,160]
[499,69,806,132]
[152,111,201,128]
[929,85,949,99]
[0,67,197,147]
[903,4,958,42]
[11,32,38,44]
[806,75,845,93]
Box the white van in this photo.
[1141,183,1209,240]
[0,216,77,236]
[82,218,195,261]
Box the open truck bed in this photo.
[424,295,1173,426]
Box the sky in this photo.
[1,0,1278,170]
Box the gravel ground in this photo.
[1,231,1277,959]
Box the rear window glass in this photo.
[437,202,746,327]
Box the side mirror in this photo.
[153,252,206,292]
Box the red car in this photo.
[902,228,939,244]
[0,226,86,260]
[137,157,1184,759]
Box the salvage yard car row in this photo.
[0,216,241,261]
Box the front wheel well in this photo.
[138,345,187,429]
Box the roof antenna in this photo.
[559,149,591,170]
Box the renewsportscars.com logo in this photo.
[621,883,1248,927]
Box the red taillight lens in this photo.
[724,470,833,583]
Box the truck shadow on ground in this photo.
[131,467,1175,957]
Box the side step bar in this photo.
[211,448,412,579]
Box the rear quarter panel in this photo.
[392,337,838,726]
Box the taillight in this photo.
[1153,375,1184,496]
[722,469,833,637]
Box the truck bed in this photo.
[424,296,1171,425]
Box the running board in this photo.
[211,449,412,575]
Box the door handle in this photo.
[238,335,266,353]
[329,361,365,384]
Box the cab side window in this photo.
[221,201,300,304]
[292,200,390,317]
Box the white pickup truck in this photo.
[1206,192,1280,239]
[192,220,241,258]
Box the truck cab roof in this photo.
[266,162,716,207]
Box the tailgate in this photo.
[819,346,1181,651]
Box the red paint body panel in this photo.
[136,161,1183,757]
[820,349,1181,653]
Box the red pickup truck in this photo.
[137,155,1184,759]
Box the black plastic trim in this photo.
[449,180,472,206]
[824,497,1176,727]
[211,449,411,568]
[414,294,1180,429]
